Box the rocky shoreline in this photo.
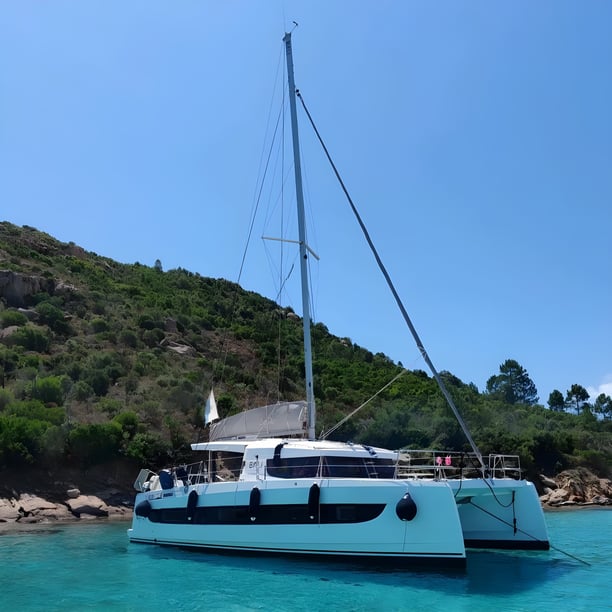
[538,467,612,509]
[0,462,134,525]
[0,466,609,526]
[0,490,132,525]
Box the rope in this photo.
[467,499,591,566]
[480,476,516,509]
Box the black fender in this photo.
[186,490,198,522]
[395,491,417,521]
[135,500,152,518]
[308,483,320,520]
[249,487,261,521]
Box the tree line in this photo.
[485,358,611,419]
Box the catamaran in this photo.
[128,32,549,567]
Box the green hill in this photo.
[0,221,610,480]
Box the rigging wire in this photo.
[214,44,285,390]
[295,89,485,470]
[320,368,408,439]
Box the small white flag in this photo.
[204,389,219,425]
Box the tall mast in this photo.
[283,31,316,440]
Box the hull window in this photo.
[147,503,385,525]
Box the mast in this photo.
[283,32,316,440]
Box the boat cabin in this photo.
[188,439,399,483]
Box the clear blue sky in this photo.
[1,2,611,405]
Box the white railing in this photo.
[135,451,523,493]
[395,450,522,480]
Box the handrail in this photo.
[396,450,522,481]
[138,451,523,492]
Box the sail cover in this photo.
[209,400,308,441]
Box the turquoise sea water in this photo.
[0,510,609,611]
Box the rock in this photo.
[539,474,558,490]
[14,494,74,522]
[0,325,20,339]
[37,505,74,521]
[65,495,109,518]
[65,243,86,258]
[556,468,612,502]
[106,505,131,519]
[162,340,196,356]
[542,468,612,507]
[164,317,178,333]
[55,281,77,295]
[18,494,57,514]
[17,308,38,321]
[547,488,570,505]
[66,488,80,498]
[0,270,55,307]
[0,498,20,522]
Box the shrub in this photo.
[0,310,27,328]
[113,411,139,440]
[0,415,48,466]
[137,314,164,330]
[91,318,109,333]
[67,422,122,465]
[28,375,67,406]
[575,449,611,477]
[119,330,139,348]
[87,370,110,396]
[35,302,71,334]
[10,326,50,352]
[0,348,19,379]
[142,328,165,348]
[41,425,67,463]
[7,400,65,426]
[72,380,93,401]
[0,388,14,411]
[99,398,122,416]
[125,432,169,466]
[217,393,235,415]
[21,354,41,369]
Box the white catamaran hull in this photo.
[128,478,466,565]
[450,478,549,549]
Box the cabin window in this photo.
[211,451,244,481]
[265,455,396,479]
[322,457,396,479]
[266,456,320,479]
[322,456,368,478]
[366,459,396,478]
